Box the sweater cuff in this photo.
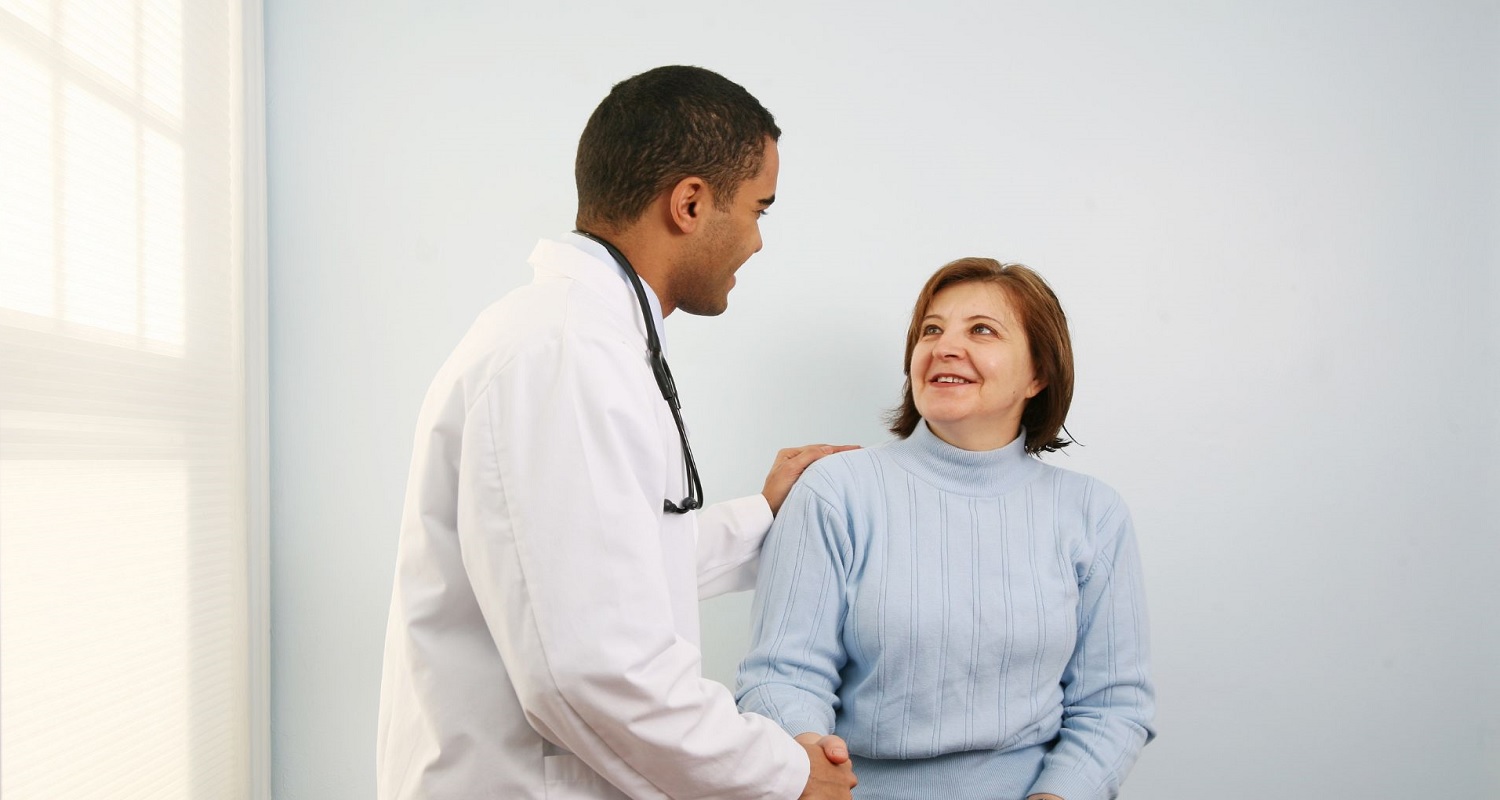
[783,720,833,740]
[765,705,833,741]
[1028,768,1105,800]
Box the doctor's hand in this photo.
[762,444,860,515]
[794,732,857,799]
[795,731,851,765]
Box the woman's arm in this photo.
[735,479,853,740]
[1028,493,1156,800]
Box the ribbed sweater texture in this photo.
[736,423,1155,800]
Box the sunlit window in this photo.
[0,1,252,798]
[1,0,186,355]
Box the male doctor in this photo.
[377,66,859,799]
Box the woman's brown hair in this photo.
[886,258,1074,455]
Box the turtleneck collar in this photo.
[884,421,1044,497]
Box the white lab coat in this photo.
[376,234,808,800]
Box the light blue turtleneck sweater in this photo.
[736,423,1155,800]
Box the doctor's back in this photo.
[378,255,631,798]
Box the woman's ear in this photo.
[1025,376,1047,399]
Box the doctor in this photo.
[377,66,859,799]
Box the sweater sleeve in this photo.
[1029,494,1156,800]
[735,478,851,739]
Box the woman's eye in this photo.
[922,324,942,336]
[972,324,995,335]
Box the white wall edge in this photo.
[239,0,272,796]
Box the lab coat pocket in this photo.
[542,753,629,799]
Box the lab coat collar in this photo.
[528,232,669,355]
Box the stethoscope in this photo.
[573,230,703,514]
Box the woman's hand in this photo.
[1026,794,1065,800]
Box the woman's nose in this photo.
[934,332,963,358]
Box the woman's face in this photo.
[910,281,1043,451]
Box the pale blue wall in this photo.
[265,1,1500,796]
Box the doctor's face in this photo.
[674,138,779,316]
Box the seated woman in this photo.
[737,258,1155,800]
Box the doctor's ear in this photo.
[667,177,710,233]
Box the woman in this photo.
[737,258,1154,799]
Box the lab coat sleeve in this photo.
[457,323,809,800]
[1028,491,1156,800]
[735,479,849,739]
[695,494,774,599]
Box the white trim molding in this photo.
[239,0,272,797]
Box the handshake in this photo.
[796,733,857,799]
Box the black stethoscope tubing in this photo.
[573,230,703,514]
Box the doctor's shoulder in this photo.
[419,283,571,398]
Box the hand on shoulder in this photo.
[762,444,860,515]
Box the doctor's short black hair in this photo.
[575,65,780,230]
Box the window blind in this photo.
[0,1,257,797]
